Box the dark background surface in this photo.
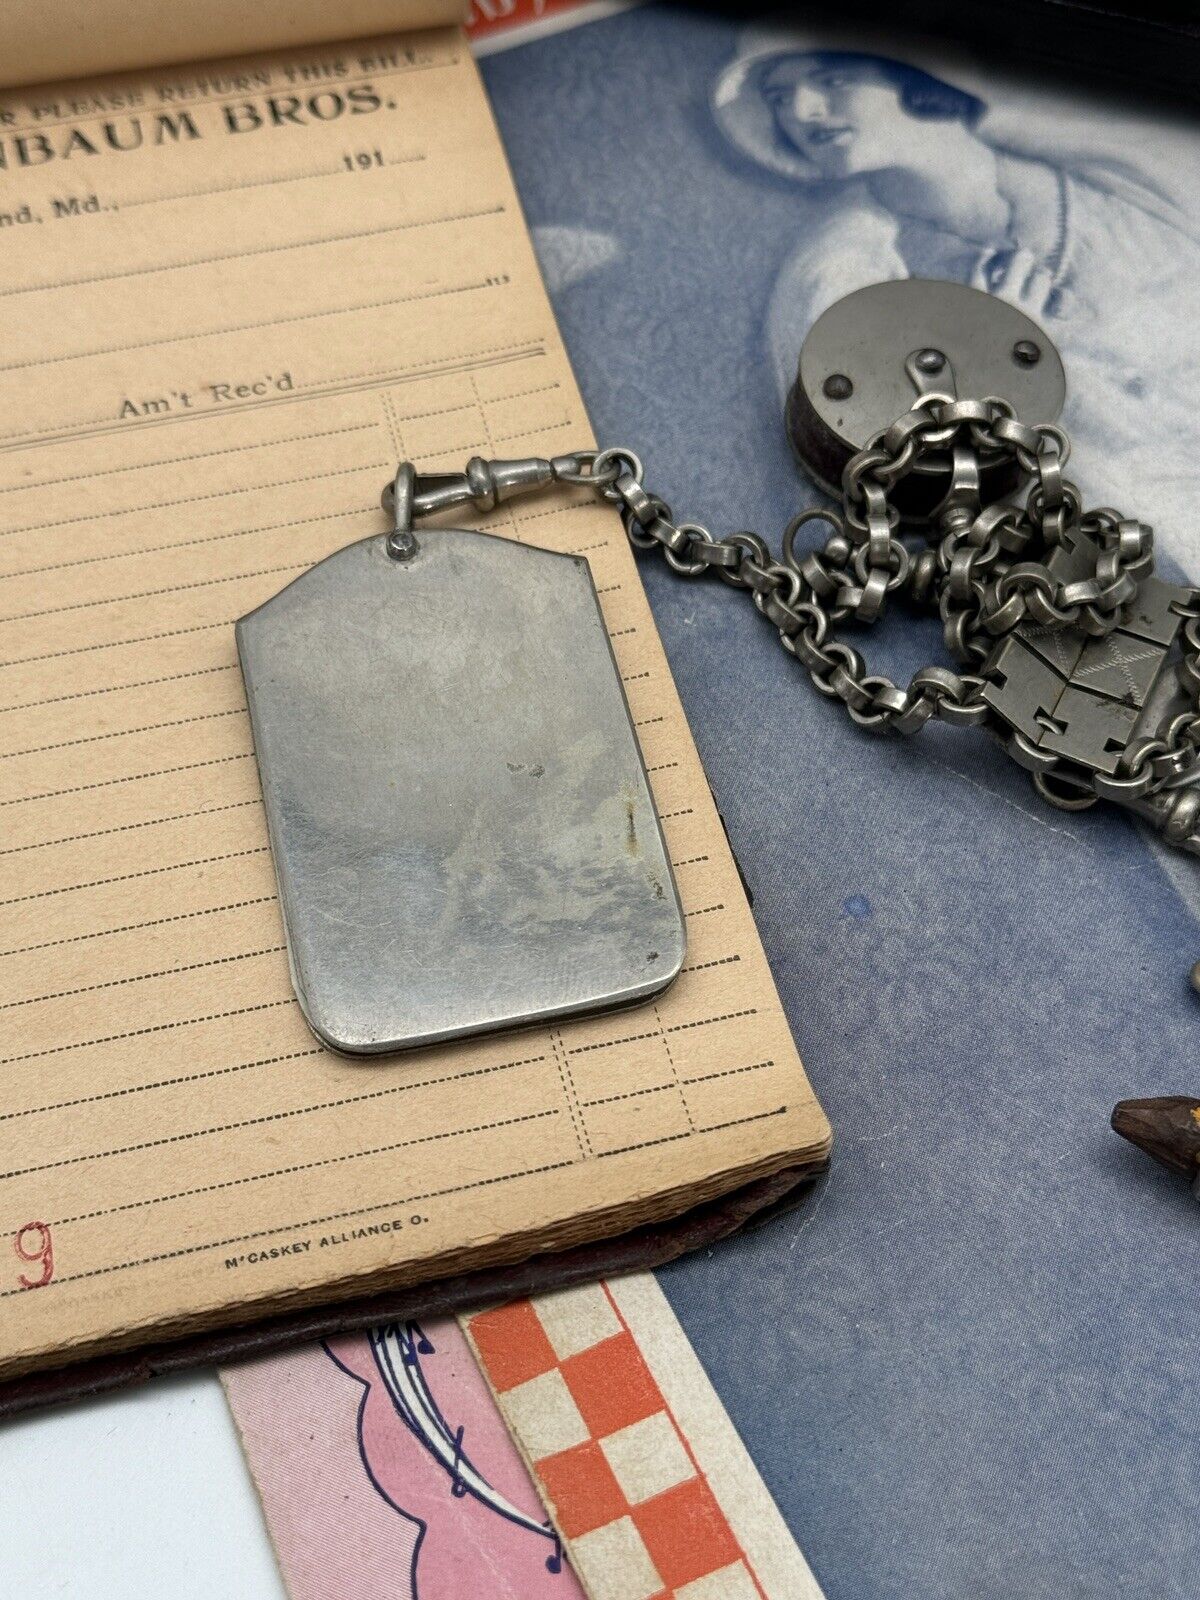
[684,0,1200,100]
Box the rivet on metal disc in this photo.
[788,279,1066,500]
[1012,339,1041,367]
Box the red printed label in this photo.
[15,1222,54,1289]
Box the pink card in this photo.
[224,1317,583,1600]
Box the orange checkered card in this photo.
[463,1276,824,1600]
[223,1272,823,1600]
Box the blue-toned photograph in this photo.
[483,9,1200,1597]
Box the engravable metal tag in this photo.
[237,523,685,1056]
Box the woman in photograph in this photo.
[714,45,1200,537]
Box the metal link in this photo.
[394,395,1200,852]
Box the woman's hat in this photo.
[711,41,829,182]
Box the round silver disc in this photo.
[788,278,1066,494]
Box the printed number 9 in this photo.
[15,1222,53,1289]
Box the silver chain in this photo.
[384,398,1200,850]
[584,401,1167,738]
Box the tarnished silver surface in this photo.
[554,290,1200,857]
[237,270,1200,1059]
[237,525,685,1056]
[982,529,1192,778]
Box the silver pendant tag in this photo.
[237,527,685,1056]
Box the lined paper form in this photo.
[0,30,829,1381]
